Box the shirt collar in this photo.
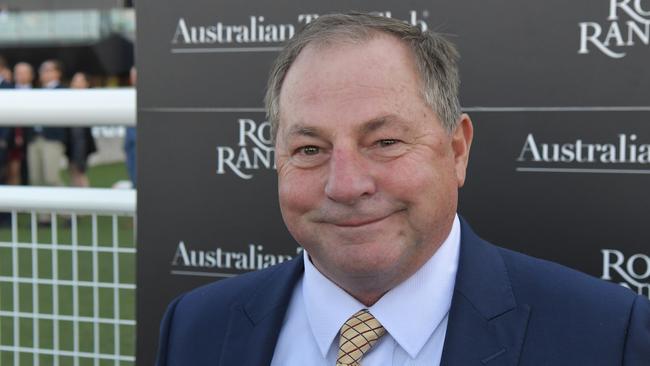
[45,80,59,88]
[302,215,461,358]
[302,248,365,357]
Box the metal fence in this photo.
[0,186,136,366]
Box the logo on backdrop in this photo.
[516,133,650,173]
[170,240,299,277]
[602,249,650,298]
[171,10,430,50]
[216,118,275,179]
[578,0,650,58]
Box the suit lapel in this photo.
[440,219,530,366]
[219,255,304,366]
[217,220,530,365]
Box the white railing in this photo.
[0,187,136,366]
[0,89,136,126]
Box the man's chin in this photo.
[315,249,404,280]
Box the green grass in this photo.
[61,161,131,188]
[0,162,135,365]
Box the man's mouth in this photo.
[330,213,394,228]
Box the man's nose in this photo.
[324,148,376,204]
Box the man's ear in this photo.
[451,113,473,187]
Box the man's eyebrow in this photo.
[359,115,410,134]
[286,124,323,138]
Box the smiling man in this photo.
[156,13,650,366]
[274,29,471,309]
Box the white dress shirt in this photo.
[271,215,460,366]
[44,80,60,89]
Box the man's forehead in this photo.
[281,37,419,101]
[275,33,432,141]
[295,35,414,73]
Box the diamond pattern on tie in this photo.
[336,309,386,366]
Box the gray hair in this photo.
[264,12,462,141]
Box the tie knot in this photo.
[336,309,386,366]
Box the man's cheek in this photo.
[280,189,316,220]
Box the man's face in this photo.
[70,73,89,89]
[0,68,11,82]
[275,35,472,291]
[39,62,60,85]
[14,63,33,85]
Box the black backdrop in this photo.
[136,1,650,364]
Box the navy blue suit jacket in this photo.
[156,220,650,365]
[0,80,13,146]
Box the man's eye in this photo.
[300,146,320,155]
[378,139,398,147]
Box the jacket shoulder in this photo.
[496,245,637,307]
[173,258,297,317]
[156,258,302,365]
[493,244,650,363]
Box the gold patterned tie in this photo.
[336,309,386,366]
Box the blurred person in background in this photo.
[0,56,12,87]
[67,71,97,187]
[0,56,13,226]
[13,62,33,89]
[6,62,35,186]
[28,60,68,223]
[0,56,12,168]
[124,66,137,186]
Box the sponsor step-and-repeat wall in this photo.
[136,0,649,363]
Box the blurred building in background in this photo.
[0,1,134,85]
[0,0,136,175]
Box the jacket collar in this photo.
[219,254,304,366]
[219,218,530,365]
[440,218,530,365]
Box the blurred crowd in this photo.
[0,55,137,194]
